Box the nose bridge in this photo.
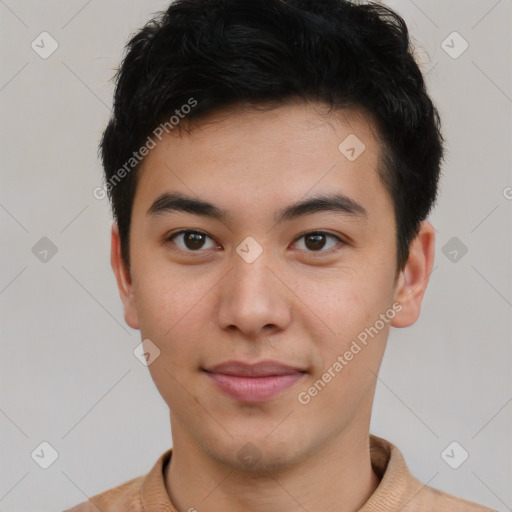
[216,243,291,337]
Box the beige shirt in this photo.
[64,435,495,511]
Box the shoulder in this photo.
[368,435,496,512]
[414,484,496,512]
[62,448,174,512]
[62,475,144,512]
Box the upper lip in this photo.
[204,360,306,377]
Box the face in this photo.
[112,101,434,471]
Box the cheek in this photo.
[132,255,205,334]
[301,287,391,418]
[132,269,210,406]
[303,273,393,388]
[304,274,384,337]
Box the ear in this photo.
[110,224,140,330]
[391,220,435,328]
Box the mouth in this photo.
[202,360,307,403]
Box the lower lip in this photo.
[205,371,305,403]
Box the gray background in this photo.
[0,1,511,511]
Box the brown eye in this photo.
[305,233,327,251]
[183,232,206,250]
[293,231,344,253]
[167,230,218,251]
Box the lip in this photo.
[203,360,306,403]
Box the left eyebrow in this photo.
[146,191,367,223]
[275,193,367,223]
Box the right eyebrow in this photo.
[147,192,231,223]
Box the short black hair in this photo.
[99,0,444,277]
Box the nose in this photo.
[216,247,292,340]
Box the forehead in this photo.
[133,101,391,224]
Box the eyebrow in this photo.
[147,191,367,224]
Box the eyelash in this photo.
[164,229,346,255]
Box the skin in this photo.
[111,100,435,512]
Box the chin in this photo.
[200,428,311,473]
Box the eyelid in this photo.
[165,228,210,242]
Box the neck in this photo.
[165,420,380,512]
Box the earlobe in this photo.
[391,220,436,328]
[110,224,140,330]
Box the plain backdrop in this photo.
[0,1,511,511]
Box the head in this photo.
[104,0,443,471]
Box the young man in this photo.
[67,0,494,510]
